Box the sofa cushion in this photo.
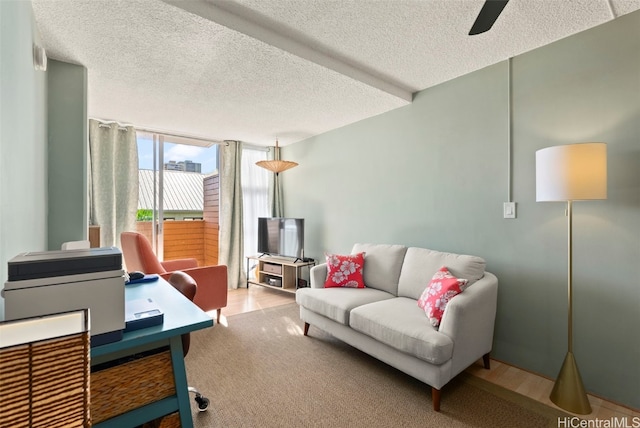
[418,267,468,327]
[350,297,454,365]
[398,247,486,300]
[296,287,394,326]
[324,252,365,288]
[351,243,407,295]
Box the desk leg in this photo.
[169,336,194,428]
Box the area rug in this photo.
[185,303,566,427]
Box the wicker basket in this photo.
[91,350,175,424]
[0,333,90,428]
[158,412,181,428]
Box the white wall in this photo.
[0,1,48,316]
[47,59,88,250]
[283,12,640,408]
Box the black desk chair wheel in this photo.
[168,271,210,411]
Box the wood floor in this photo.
[218,286,639,421]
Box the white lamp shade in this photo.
[536,143,607,201]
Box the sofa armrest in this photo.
[438,272,498,376]
[161,258,199,271]
[310,263,328,288]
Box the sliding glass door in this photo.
[136,132,218,261]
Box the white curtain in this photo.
[219,141,245,289]
[242,147,269,273]
[88,119,138,248]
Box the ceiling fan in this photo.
[469,0,509,35]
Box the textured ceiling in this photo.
[31,0,640,146]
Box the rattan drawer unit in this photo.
[157,412,181,428]
[91,350,176,424]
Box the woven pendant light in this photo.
[256,139,298,174]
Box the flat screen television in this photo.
[257,217,304,259]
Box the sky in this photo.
[137,135,218,174]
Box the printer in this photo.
[2,247,125,346]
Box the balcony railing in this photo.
[134,175,220,267]
[135,220,218,267]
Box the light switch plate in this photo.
[503,202,516,219]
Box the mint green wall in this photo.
[284,11,640,408]
[0,2,48,298]
[47,59,88,250]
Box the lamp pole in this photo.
[567,200,573,353]
[549,200,592,414]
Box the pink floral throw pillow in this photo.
[418,267,469,327]
[324,252,365,288]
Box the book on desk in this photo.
[124,297,164,332]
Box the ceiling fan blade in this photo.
[469,0,509,35]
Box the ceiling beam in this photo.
[161,0,413,102]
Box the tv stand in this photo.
[246,255,316,294]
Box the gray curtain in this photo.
[219,140,245,289]
[88,119,138,248]
[269,146,284,217]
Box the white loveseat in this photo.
[295,243,498,411]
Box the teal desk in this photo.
[91,278,213,428]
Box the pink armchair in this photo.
[120,231,228,323]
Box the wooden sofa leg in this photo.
[217,309,222,325]
[303,322,310,336]
[431,387,441,412]
[483,352,491,370]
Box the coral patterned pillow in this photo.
[417,267,468,327]
[324,252,365,288]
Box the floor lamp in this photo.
[535,142,607,415]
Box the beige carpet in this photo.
[185,303,566,428]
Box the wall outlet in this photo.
[503,202,516,219]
